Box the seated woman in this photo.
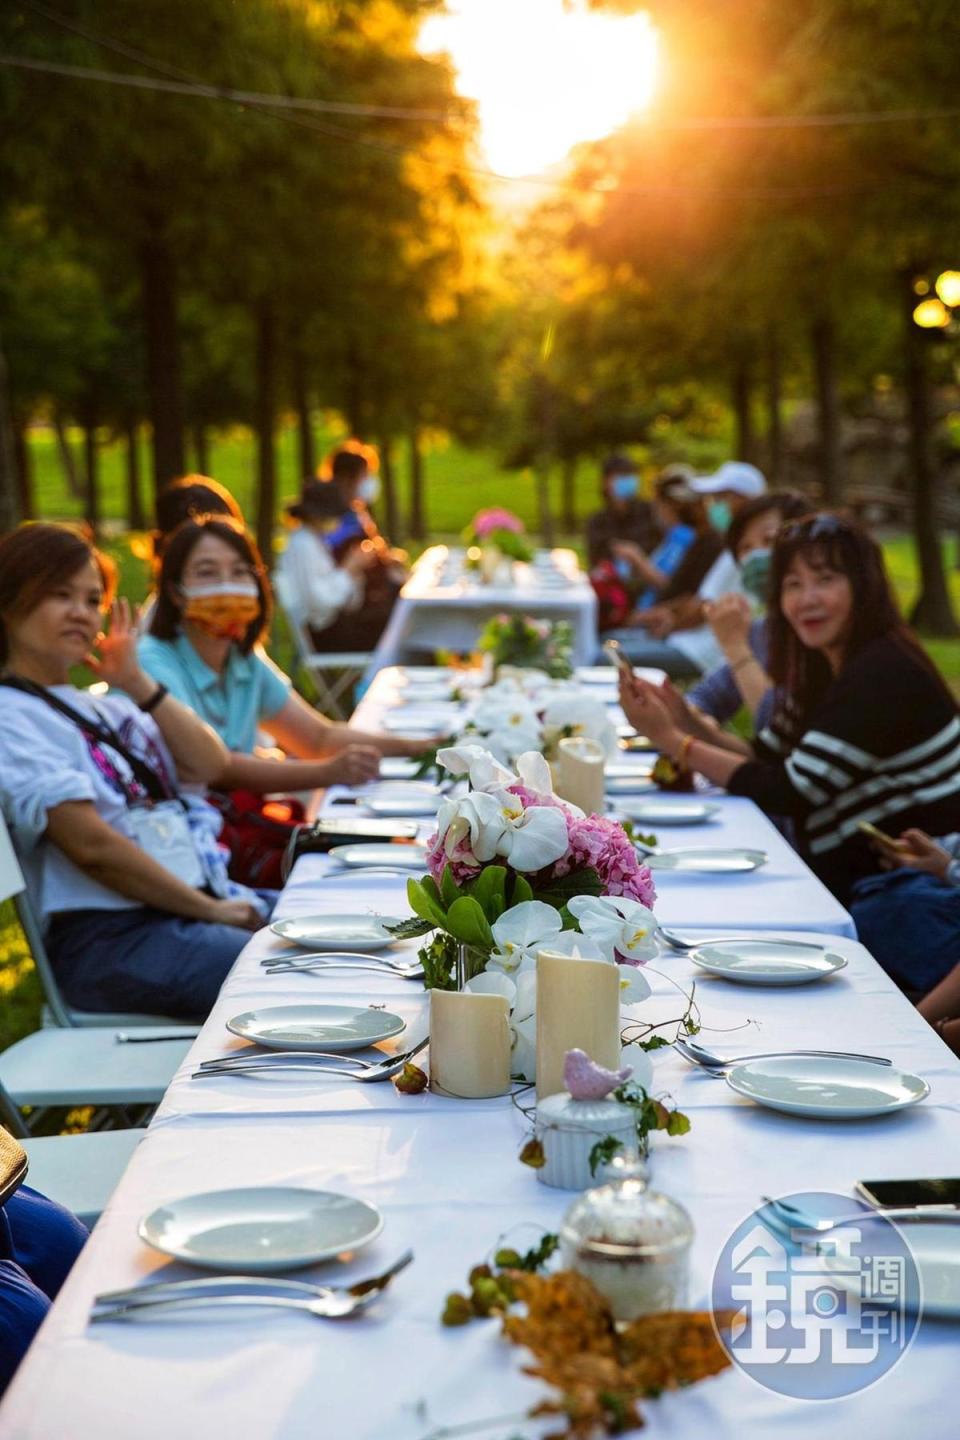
[618,513,960,905]
[140,514,433,791]
[850,826,960,997]
[0,1184,87,1396]
[279,447,408,654]
[599,473,723,676]
[674,491,811,739]
[0,523,268,1020]
[585,453,661,572]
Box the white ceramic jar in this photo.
[535,1091,638,1190]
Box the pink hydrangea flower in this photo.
[556,812,657,908]
[473,508,525,538]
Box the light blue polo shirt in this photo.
[138,633,291,753]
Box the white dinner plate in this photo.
[688,940,848,985]
[725,1056,929,1119]
[826,1223,960,1318]
[139,1187,384,1272]
[617,800,721,826]
[605,773,656,795]
[269,914,401,952]
[646,847,768,873]
[362,781,443,817]
[226,1003,405,1052]
[381,710,453,733]
[396,685,455,702]
[378,757,422,780]
[328,843,429,869]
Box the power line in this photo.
[0,51,453,122]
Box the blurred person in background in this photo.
[585,453,661,575]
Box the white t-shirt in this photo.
[274,526,362,631]
[0,685,180,925]
[668,550,745,672]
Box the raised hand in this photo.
[618,671,677,751]
[86,599,150,697]
[706,593,753,657]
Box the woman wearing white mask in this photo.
[139,516,430,790]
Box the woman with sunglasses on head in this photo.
[0,523,270,1021]
[139,515,437,792]
[619,513,960,905]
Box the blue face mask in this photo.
[740,547,772,605]
[708,499,732,533]
[610,474,640,501]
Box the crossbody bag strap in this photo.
[0,675,174,805]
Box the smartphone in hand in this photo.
[857,820,909,853]
[603,638,634,679]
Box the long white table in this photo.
[3,672,957,1438]
[4,896,958,1439]
[366,546,599,680]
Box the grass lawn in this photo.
[4,432,960,1094]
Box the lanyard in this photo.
[0,676,175,805]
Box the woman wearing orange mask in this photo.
[139,516,430,791]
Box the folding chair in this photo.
[1,812,198,1034]
[274,583,371,721]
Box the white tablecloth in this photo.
[4,886,958,1439]
[365,546,599,680]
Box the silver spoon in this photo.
[675,1037,892,1069]
[94,1250,413,1315]
[657,926,825,952]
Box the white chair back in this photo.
[0,810,26,906]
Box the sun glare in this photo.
[420,0,659,179]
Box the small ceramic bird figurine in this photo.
[563,1048,633,1100]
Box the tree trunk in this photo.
[560,457,577,533]
[0,335,20,532]
[192,423,210,476]
[140,234,185,490]
[903,276,958,634]
[53,410,83,499]
[408,428,425,541]
[254,304,277,565]
[82,412,100,537]
[765,325,784,486]
[379,434,401,543]
[12,418,34,521]
[292,346,315,481]
[731,360,758,466]
[125,421,145,530]
[811,315,843,506]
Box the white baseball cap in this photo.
[690,461,767,498]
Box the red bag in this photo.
[590,559,632,630]
[208,790,307,889]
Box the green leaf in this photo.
[532,865,604,908]
[468,864,507,921]
[407,877,447,929]
[444,896,494,949]
[588,1135,624,1177]
[440,863,460,910]
[385,916,435,940]
[637,1035,671,1052]
[666,1109,692,1137]
[510,874,534,905]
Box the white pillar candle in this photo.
[429,990,511,1099]
[554,736,605,815]
[536,949,621,1101]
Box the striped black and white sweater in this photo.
[727,633,960,903]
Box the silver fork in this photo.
[92,1251,413,1323]
[261,950,410,967]
[761,1195,960,1233]
[194,1036,428,1083]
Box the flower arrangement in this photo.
[464,507,534,565]
[457,675,618,767]
[479,614,574,679]
[390,744,657,1082]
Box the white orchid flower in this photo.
[436,744,514,791]
[464,971,516,1004]
[509,969,538,1081]
[481,719,544,765]
[435,790,507,865]
[549,900,654,1005]
[433,775,569,874]
[487,901,563,975]
[514,750,557,799]
[542,695,619,759]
